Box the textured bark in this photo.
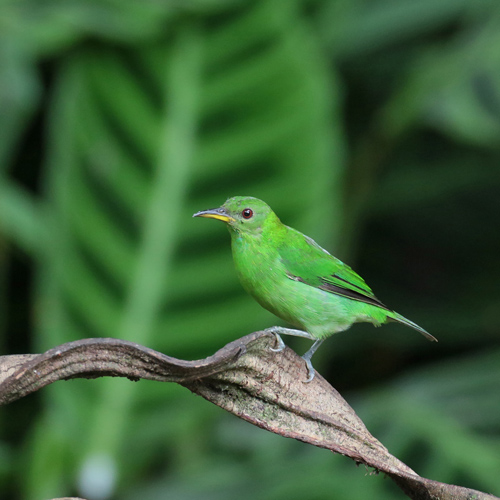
[0,332,497,500]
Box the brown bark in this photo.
[0,332,497,500]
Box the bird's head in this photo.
[193,196,280,236]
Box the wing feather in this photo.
[280,229,388,310]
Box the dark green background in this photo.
[1,1,499,499]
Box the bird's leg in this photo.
[301,339,324,383]
[264,326,314,352]
[264,328,323,382]
[264,326,314,339]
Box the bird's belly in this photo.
[241,267,356,338]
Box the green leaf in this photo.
[0,181,46,254]
[317,0,489,58]
[382,6,500,145]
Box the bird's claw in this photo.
[270,333,286,352]
[302,356,316,383]
[266,327,318,381]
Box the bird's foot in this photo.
[265,327,321,382]
[270,333,286,352]
[302,356,316,383]
[300,339,324,383]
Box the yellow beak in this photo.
[193,208,235,223]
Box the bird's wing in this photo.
[279,232,388,310]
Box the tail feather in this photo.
[391,312,438,342]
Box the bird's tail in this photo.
[390,312,438,342]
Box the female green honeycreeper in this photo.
[194,196,437,382]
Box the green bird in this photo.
[194,196,437,382]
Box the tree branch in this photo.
[0,332,497,500]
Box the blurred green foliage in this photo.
[1,0,499,499]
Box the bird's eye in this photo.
[242,208,253,219]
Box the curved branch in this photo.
[0,332,497,500]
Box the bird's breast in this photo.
[231,236,283,294]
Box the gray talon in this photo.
[301,339,323,383]
[302,357,316,383]
[265,327,323,381]
[270,333,286,352]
